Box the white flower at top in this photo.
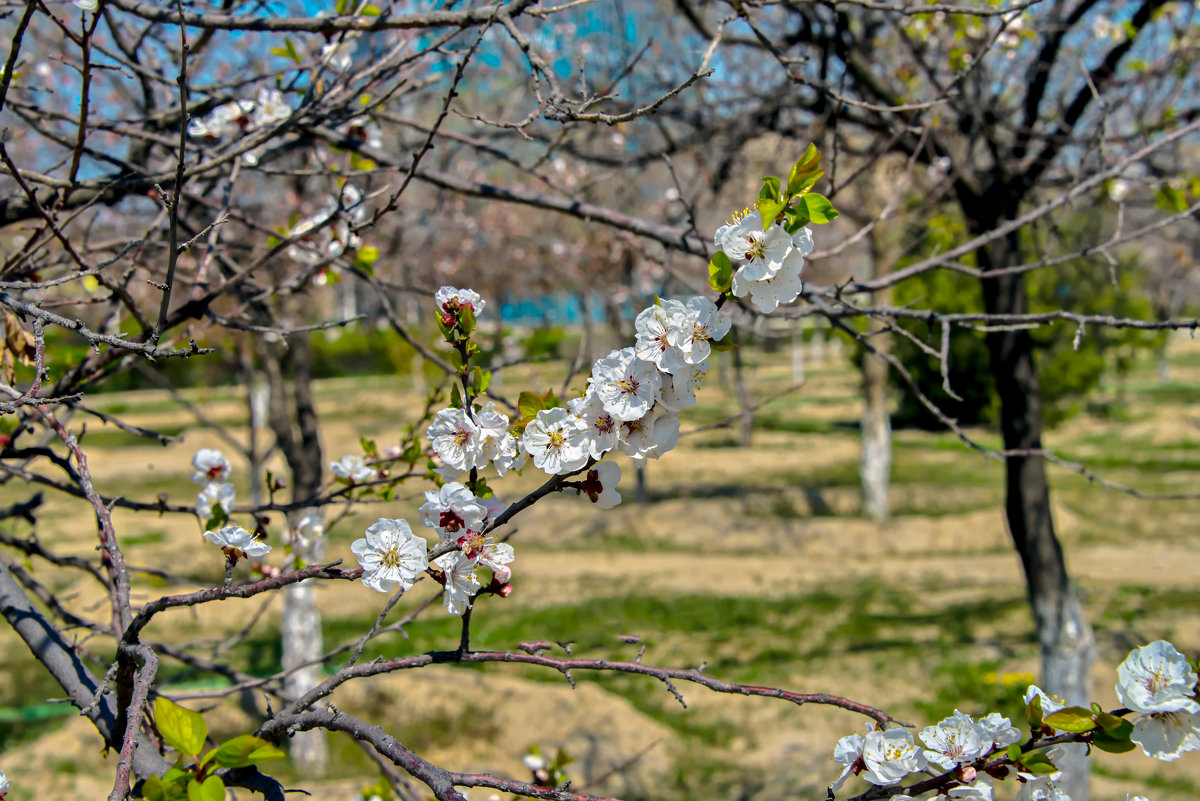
[714,209,793,282]
[522,407,590,475]
[634,299,688,374]
[666,296,730,366]
[331,454,375,483]
[435,286,485,316]
[187,99,255,139]
[195,481,235,521]
[589,347,661,422]
[861,727,925,786]
[204,524,270,558]
[1116,640,1199,715]
[351,518,429,593]
[433,551,481,615]
[419,482,487,539]
[920,710,989,770]
[191,448,231,484]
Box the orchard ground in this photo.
[2,332,1199,801]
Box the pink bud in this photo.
[497,583,514,597]
[493,566,512,584]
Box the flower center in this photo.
[547,429,566,452]
[616,376,640,396]
[439,510,465,533]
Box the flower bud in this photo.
[492,565,512,584]
[497,582,514,597]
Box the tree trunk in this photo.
[977,223,1095,801]
[261,333,329,775]
[860,226,895,522]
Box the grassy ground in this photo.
[1,334,1199,800]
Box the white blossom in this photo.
[657,360,708,412]
[289,513,324,551]
[666,296,730,365]
[251,87,291,128]
[975,712,1022,750]
[1025,685,1067,717]
[433,551,481,615]
[569,391,620,458]
[204,524,270,558]
[715,210,793,281]
[190,448,231,483]
[435,286,485,316]
[634,299,687,374]
[195,481,235,521]
[618,405,679,461]
[830,728,867,791]
[427,408,486,473]
[948,776,994,801]
[522,407,590,475]
[589,347,661,422]
[862,728,925,786]
[580,461,622,509]
[1116,640,1199,715]
[920,710,989,770]
[732,246,806,313]
[1131,709,1200,761]
[419,482,487,539]
[352,518,429,593]
[331,454,375,483]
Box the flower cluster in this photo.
[192,448,235,523]
[284,183,366,274]
[187,87,292,165]
[713,210,814,313]
[521,295,729,478]
[830,640,1199,800]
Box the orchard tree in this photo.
[1,1,1200,801]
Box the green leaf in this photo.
[1092,732,1137,753]
[142,776,168,801]
[542,389,561,409]
[787,144,824,195]
[755,197,786,227]
[360,3,381,14]
[356,245,380,265]
[1043,707,1097,733]
[208,735,287,768]
[1019,751,1059,774]
[449,383,463,409]
[1156,183,1188,212]
[707,251,733,294]
[757,175,781,201]
[1006,744,1022,763]
[350,151,376,172]
[471,367,491,395]
[1095,712,1133,738]
[518,391,546,420]
[709,337,737,352]
[360,437,378,458]
[154,697,207,757]
[799,192,839,223]
[1026,695,1044,730]
[188,775,225,801]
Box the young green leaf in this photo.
[518,391,546,420]
[1043,707,1097,733]
[799,192,839,223]
[187,775,225,801]
[758,175,782,201]
[756,197,787,228]
[154,697,208,757]
[708,251,733,294]
[208,734,287,768]
[787,144,825,196]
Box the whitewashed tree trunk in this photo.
[282,508,327,774]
